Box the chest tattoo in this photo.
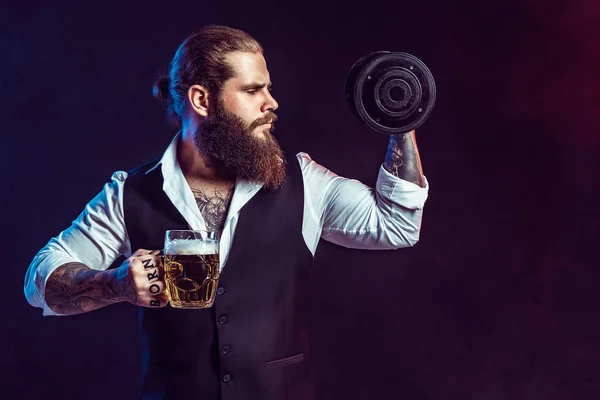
[191,186,234,232]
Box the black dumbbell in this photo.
[345,51,436,135]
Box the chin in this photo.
[253,128,269,139]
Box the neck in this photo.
[177,127,233,182]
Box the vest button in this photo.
[221,345,231,354]
[219,315,228,325]
[222,374,231,383]
[217,286,225,295]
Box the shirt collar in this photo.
[145,131,181,176]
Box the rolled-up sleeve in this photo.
[24,171,130,316]
[299,153,429,251]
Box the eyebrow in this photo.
[240,82,272,90]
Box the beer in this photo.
[164,237,220,309]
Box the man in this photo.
[24,25,428,400]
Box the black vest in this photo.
[123,157,315,400]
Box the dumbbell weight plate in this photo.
[344,51,436,134]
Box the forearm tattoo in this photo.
[45,262,135,315]
[192,185,234,232]
[383,133,425,187]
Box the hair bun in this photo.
[152,75,170,102]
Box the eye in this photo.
[246,89,258,95]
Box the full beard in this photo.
[193,100,287,191]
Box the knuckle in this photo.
[130,262,141,273]
[133,248,151,257]
[129,257,142,269]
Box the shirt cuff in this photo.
[375,164,429,210]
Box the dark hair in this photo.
[153,25,263,128]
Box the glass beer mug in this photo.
[163,230,220,309]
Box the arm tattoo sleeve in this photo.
[45,262,135,315]
[383,132,425,187]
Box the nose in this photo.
[262,89,278,113]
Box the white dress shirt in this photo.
[24,133,429,316]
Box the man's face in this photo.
[219,51,279,138]
[194,51,287,190]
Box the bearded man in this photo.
[24,25,429,400]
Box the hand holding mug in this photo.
[116,249,168,308]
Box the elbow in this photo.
[407,234,421,247]
[23,268,43,309]
[403,233,420,248]
[24,254,52,312]
[405,225,422,247]
[24,284,41,311]
[24,281,61,316]
[393,230,421,249]
[377,212,423,249]
[24,263,37,306]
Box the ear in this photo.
[187,84,211,117]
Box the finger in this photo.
[152,255,165,279]
[147,279,166,296]
[144,264,162,283]
[146,293,169,308]
[135,254,161,272]
[156,263,165,280]
[140,254,162,265]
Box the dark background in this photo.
[2,0,599,399]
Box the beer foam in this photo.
[165,239,219,255]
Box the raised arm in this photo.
[298,131,428,252]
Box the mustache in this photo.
[249,112,278,130]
